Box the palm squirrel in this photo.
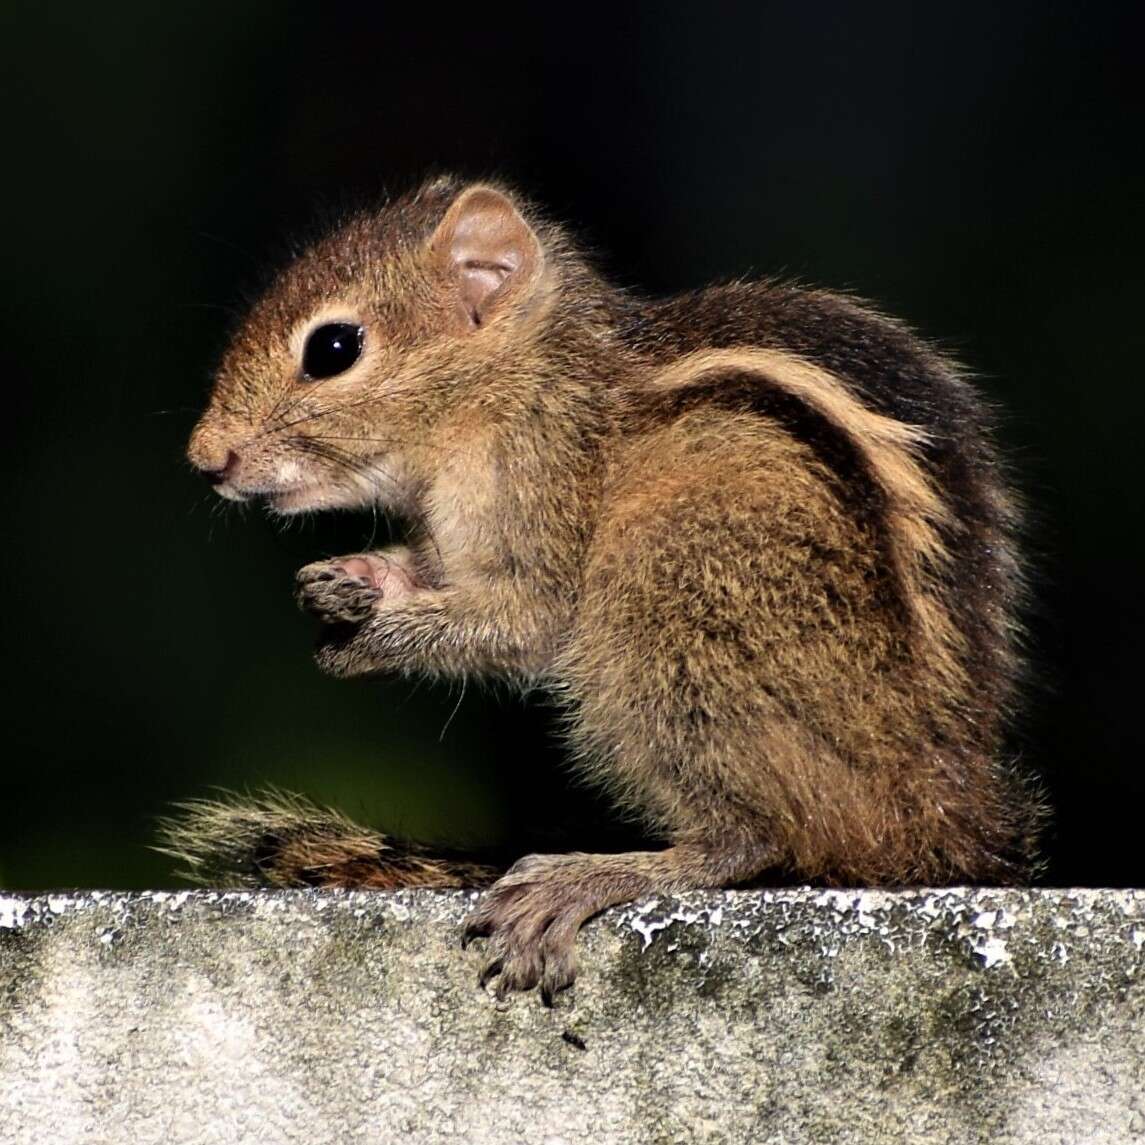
[169,175,1042,1001]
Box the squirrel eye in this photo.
[301,323,364,380]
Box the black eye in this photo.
[301,323,364,380]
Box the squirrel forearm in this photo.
[314,582,559,681]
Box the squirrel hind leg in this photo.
[463,839,779,1003]
[155,788,499,890]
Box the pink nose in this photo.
[198,449,239,486]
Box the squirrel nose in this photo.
[199,449,240,486]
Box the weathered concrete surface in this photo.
[0,888,1142,1145]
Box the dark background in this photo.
[2,2,1141,889]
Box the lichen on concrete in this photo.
[1,887,1142,1144]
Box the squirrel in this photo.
[169,175,1043,1001]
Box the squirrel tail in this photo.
[155,788,501,890]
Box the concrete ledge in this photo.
[1,888,1143,1144]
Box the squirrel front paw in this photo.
[295,551,416,625]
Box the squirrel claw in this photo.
[462,855,596,1003]
[295,558,384,624]
[296,550,420,628]
[477,956,503,989]
[460,920,487,950]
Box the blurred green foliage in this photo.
[2,1,1141,887]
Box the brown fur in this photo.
[177,176,1043,1001]
[157,790,499,890]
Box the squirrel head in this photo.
[188,177,558,514]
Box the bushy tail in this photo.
[155,789,501,890]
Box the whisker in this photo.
[268,392,393,434]
[289,437,445,569]
[263,374,437,436]
[260,366,350,431]
[192,230,264,265]
[298,432,467,464]
[439,675,468,741]
[290,439,404,502]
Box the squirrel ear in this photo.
[429,186,544,330]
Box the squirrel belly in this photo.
[175,177,1044,999]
